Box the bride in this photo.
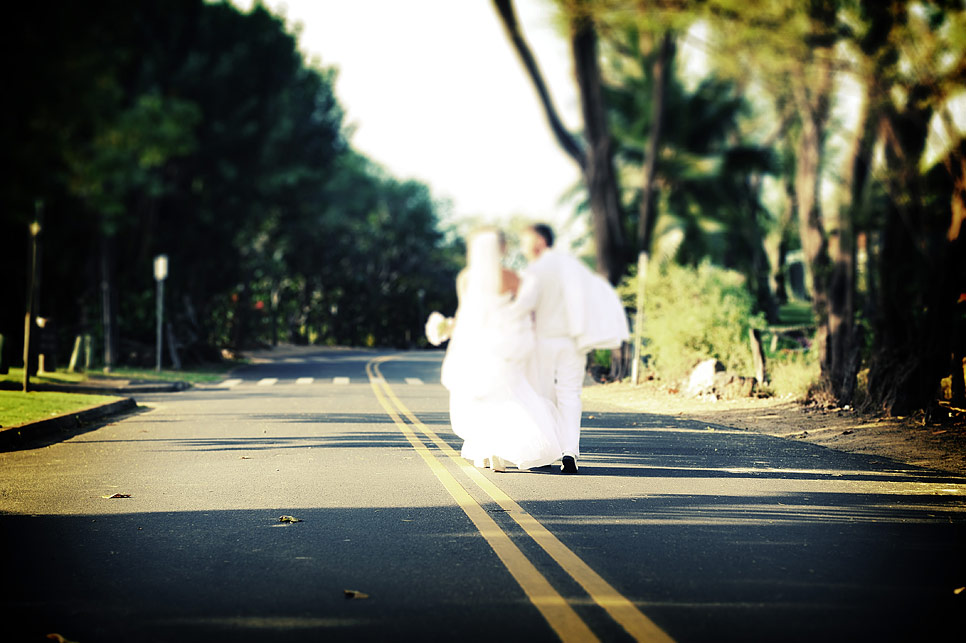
[428,228,562,471]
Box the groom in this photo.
[515,224,587,473]
[515,223,630,474]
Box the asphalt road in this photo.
[1,348,964,642]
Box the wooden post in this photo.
[631,253,648,384]
[68,335,84,372]
[749,328,766,386]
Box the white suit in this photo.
[513,249,629,458]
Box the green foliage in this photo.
[0,0,459,363]
[601,25,778,318]
[620,260,766,380]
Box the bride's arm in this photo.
[425,270,465,346]
[509,270,540,319]
[456,268,469,304]
[500,268,520,297]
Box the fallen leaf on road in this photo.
[102,494,131,499]
[47,634,79,643]
[932,430,948,435]
[239,456,252,459]
[954,586,964,595]
[278,515,302,523]
[344,589,369,599]
[841,430,853,435]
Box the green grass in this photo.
[0,368,86,385]
[0,390,122,428]
[2,362,238,386]
[96,364,236,384]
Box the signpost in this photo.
[154,254,168,372]
[23,202,43,392]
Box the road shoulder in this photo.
[583,382,966,475]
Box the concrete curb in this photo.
[0,380,189,395]
[0,398,138,449]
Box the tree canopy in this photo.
[496,0,964,415]
[1,0,460,367]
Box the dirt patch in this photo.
[582,381,966,476]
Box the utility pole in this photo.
[23,201,43,392]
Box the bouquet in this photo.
[425,311,454,346]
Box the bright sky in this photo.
[229,0,583,232]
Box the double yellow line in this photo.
[366,355,674,643]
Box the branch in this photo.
[492,0,587,169]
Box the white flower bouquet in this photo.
[425,311,454,346]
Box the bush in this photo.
[766,347,819,399]
[620,260,766,380]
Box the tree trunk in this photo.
[829,82,879,404]
[791,55,835,398]
[491,0,585,168]
[774,238,788,304]
[746,175,780,323]
[492,0,626,284]
[570,14,625,284]
[631,31,673,383]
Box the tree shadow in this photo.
[0,506,552,643]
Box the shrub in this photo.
[766,347,819,399]
[620,260,766,381]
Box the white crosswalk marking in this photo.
[283,358,305,364]
[221,378,242,387]
[405,377,424,385]
[333,377,350,385]
[257,378,278,386]
[296,377,314,385]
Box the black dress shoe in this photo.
[560,455,579,473]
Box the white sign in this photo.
[154,254,168,281]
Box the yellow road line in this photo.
[371,355,675,643]
[365,359,597,643]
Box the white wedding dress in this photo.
[441,232,562,470]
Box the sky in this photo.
[229,0,584,233]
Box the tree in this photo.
[0,0,460,365]
[857,0,966,414]
[702,0,966,412]
[493,0,626,284]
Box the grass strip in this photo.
[1,362,238,386]
[0,390,122,428]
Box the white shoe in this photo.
[491,455,506,472]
